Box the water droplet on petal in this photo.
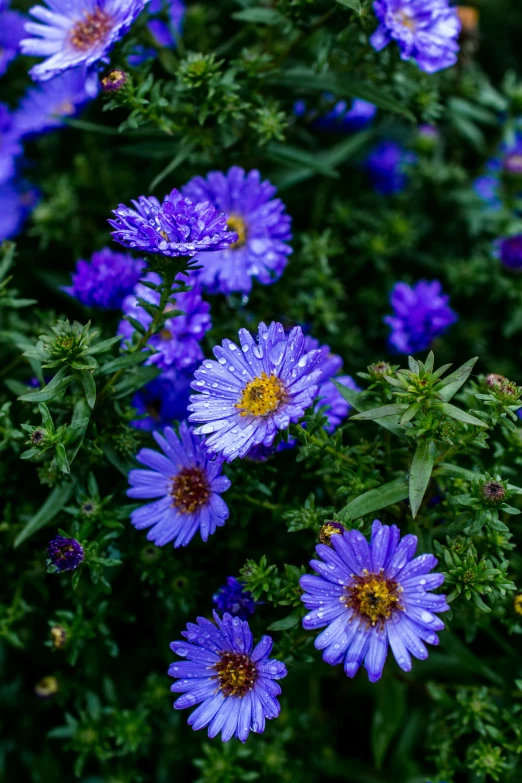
[199,424,215,434]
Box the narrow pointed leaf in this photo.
[350,404,409,420]
[409,440,437,519]
[424,352,435,373]
[333,380,406,438]
[79,370,96,409]
[18,367,74,403]
[14,482,74,547]
[400,402,420,424]
[435,357,478,401]
[408,356,419,374]
[339,478,409,521]
[440,402,487,428]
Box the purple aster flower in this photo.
[188,322,322,462]
[365,140,416,195]
[181,167,292,295]
[63,246,144,309]
[0,103,22,185]
[385,280,457,354]
[20,0,149,82]
[495,235,522,271]
[370,0,461,74]
[109,187,236,259]
[128,0,184,64]
[131,370,192,430]
[169,611,287,741]
[118,271,211,371]
[295,97,376,133]
[127,422,231,548]
[300,519,449,682]
[47,535,84,571]
[14,67,98,138]
[0,5,26,76]
[0,179,39,240]
[213,577,256,620]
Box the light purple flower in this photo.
[119,271,211,372]
[0,103,22,186]
[63,246,144,309]
[370,0,461,74]
[300,520,449,682]
[182,167,292,295]
[21,0,149,82]
[127,422,231,548]
[169,611,287,741]
[385,279,457,354]
[188,322,322,462]
[0,4,26,76]
[0,179,39,240]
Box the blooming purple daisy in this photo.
[20,0,149,82]
[127,422,231,548]
[188,322,322,462]
[169,611,287,741]
[64,246,144,309]
[300,519,449,682]
[370,0,461,74]
[0,179,39,240]
[47,535,84,571]
[0,103,22,186]
[14,67,99,138]
[131,370,192,430]
[365,140,415,196]
[119,271,211,371]
[109,187,237,259]
[213,577,256,620]
[0,4,26,76]
[495,235,522,271]
[181,167,292,295]
[295,97,376,133]
[385,280,457,354]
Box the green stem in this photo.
[230,493,280,512]
[308,433,356,466]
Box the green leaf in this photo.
[350,404,409,421]
[266,142,339,178]
[14,482,74,547]
[55,442,70,474]
[409,440,436,519]
[89,336,122,355]
[335,0,362,11]
[99,351,150,375]
[435,356,478,401]
[268,69,415,121]
[333,380,405,439]
[18,366,73,403]
[79,370,96,409]
[232,8,283,25]
[440,402,487,428]
[400,402,420,424]
[371,677,406,769]
[339,478,409,521]
[267,610,301,631]
[149,139,197,191]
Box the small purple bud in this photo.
[479,481,506,507]
[101,70,128,93]
[47,536,84,572]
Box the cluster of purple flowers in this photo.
[385,280,457,354]
[64,247,145,310]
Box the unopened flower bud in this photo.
[479,480,506,507]
[101,70,128,93]
[318,521,345,546]
[34,675,59,699]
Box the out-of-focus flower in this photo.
[495,235,522,271]
[169,611,287,741]
[63,247,144,309]
[128,0,184,64]
[118,272,211,371]
[21,0,149,82]
[14,67,99,138]
[385,280,457,354]
[130,371,192,430]
[365,141,416,195]
[370,0,461,74]
[182,167,292,295]
[0,179,39,240]
[0,2,26,76]
[127,422,231,548]
[212,577,256,620]
[294,96,376,133]
[0,103,22,185]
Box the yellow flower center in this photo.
[69,9,112,51]
[227,214,248,250]
[170,467,210,514]
[344,571,402,627]
[514,594,522,616]
[236,372,288,417]
[397,11,416,31]
[214,651,257,697]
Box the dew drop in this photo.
[242,344,250,352]
[199,424,214,434]
[218,357,226,365]
[229,343,237,351]
[253,346,263,359]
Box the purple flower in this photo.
[385,280,457,354]
[0,103,22,186]
[127,422,231,548]
[64,247,144,309]
[0,4,26,76]
[181,167,292,295]
[212,577,256,620]
[128,0,184,64]
[169,611,287,741]
[370,0,461,74]
[295,97,376,133]
[14,67,98,138]
[47,536,84,571]
[188,322,322,462]
[109,187,237,259]
[300,519,449,682]
[365,140,415,195]
[474,131,522,211]
[0,179,39,240]
[20,0,149,82]
[131,370,192,430]
[118,271,211,371]
[495,235,522,271]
